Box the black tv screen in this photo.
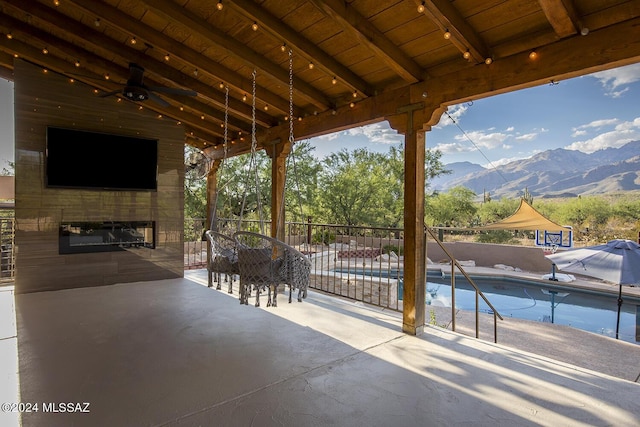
[46,127,158,191]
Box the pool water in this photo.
[426,277,640,345]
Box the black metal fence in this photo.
[185,218,404,311]
[0,217,14,283]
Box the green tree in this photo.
[555,196,611,234]
[316,148,395,226]
[425,186,477,227]
[282,141,322,223]
[477,197,520,225]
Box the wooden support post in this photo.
[269,141,292,241]
[388,103,428,335]
[402,126,427,335]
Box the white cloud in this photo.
[589,63,640,97]
[432,141,471,154]
[573,118,619,130]
[565,117,640,152]
[515,133,537,141]
[345,123,402,145]
[315,122,402,145]
[453,129,510,150]
[316,132,340,141]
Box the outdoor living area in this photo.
[1,269,639,426]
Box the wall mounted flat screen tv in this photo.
[46,127,158,191]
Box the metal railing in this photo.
[0,217,15,283]
[425,226,503,343]
[187,218,502,342]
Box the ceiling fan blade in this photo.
[148,86,197,96]
[147,92,170,107]
[98,89,122,98]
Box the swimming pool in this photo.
[425,276,640,345]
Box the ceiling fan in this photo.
[99,63,197,107]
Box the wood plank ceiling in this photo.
[1,0,639,160]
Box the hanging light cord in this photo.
[444,110,510,185]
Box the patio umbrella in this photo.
[545,239,640,339]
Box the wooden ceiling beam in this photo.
[227,0,373,97]
[417,0,490,64]
[309,0,424,83]
[138,0,334,111]
[243,15,640,161]
[65,0,297,121]
[0,23,230,146]
[537,0,581,37]
[4,0,273,129]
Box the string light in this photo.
[75,60,80,67]
[193,68,198,76]
[130,37,137,45]
[251,22,259,31]
[308,62,314,70]
[42,47,49,54]
[94,18,100,27]
[164,53,170,61]
[281,43,287,52]
[443,29,451,40]
[485,57,493,65]
[104,73,110,80]
[242,93,247,102]
[529,50,538,60]
[463,49,471,59]
[350,102,355,108]
[6,33,12,39]
[216,1,223,11]
[332,76,337,85]
[54,0,60,6]
[219,82,225,89]
[263,104,268,111]
[417,1,425,13]
[352,91,358,98]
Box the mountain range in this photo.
[430,140,640,199]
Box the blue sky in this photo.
[1,63,639,170]
[309,63,640,167]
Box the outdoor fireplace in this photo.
[59,221,155,254]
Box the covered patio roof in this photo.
[0,1,638,157]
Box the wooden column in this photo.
[388,104,428,335]
[403,127,427,335]
[269,141,292,241]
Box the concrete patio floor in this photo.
[1,269,639,426]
